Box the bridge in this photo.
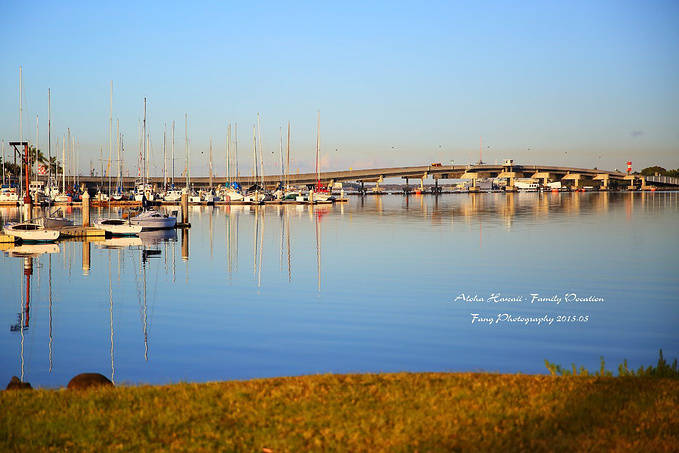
[68,161,674,191]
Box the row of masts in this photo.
[6,69,321,197]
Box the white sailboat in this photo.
[3,222,60,242]
[131,99,178,230]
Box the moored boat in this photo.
[94,218,143,236]
[3,222,60,242]
[129,209,177,230]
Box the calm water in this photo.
[1,192,678,388]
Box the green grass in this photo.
[2,372,678,452]
[545,349,679,378]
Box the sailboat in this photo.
[41,92,74,228]
[3,221,60,242]
[312,111,333,203]
[130,99,177,230]
[53,131,72,203]
[243,123,265,204]
[94,217,143,236]
[220,123,245,203]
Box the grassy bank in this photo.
[2,372,678,451]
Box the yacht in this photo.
[129,209,177,230]
[95,218,143,236]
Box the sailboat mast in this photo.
[252,124,257,184]
[286,121,290,189]
[62,134,65,192]
[19,66,22,148]
[226,123,230,186]
[19,67,22,197]
[67,128,71,190]
[209,137,213,188]
[279,126,283,187]
[48,89,51,188]
[257,113,264,188]
[35,115,39,180]
[316,111,320,188]
[143,98,147,190]
[109,81,113,196]
[185,113,189,189]
[235,123,238,179]
[163,123,167,190]
[171,120,175,186]
[116,119,120,191]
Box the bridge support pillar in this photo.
[594,174,610,190]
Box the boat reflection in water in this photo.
[5,243,60,384]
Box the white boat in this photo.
[0,186,20,204]
[222,188,244,202]
[163,189,184,202]
[94,218,143,235]
[188,191,202,203]
[129,209,177,230]
[53,193,72,203]
[515,181,540,192]
[3,222,60,242]
[134,183,155,202]
[95,190,110,202]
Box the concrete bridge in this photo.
[67,161,671,191]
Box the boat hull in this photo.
[94,219,143,236]
[3,225,60,242]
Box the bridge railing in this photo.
[646,175,679,186]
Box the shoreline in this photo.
[2,371,677,451]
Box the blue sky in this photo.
[1,0,678,177]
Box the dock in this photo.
[56,226,106,239]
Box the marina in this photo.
[1,1,678,448]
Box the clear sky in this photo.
[1,0,678,177]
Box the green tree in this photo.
[640,166,667,176]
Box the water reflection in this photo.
[1,192,677,387]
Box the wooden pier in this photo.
[56,226,106,238]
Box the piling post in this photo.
[181,192,189,224]
[309,188,314,204]
[81,191,90,226]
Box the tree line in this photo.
[1,146,63,180]
[640,166,679,177]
